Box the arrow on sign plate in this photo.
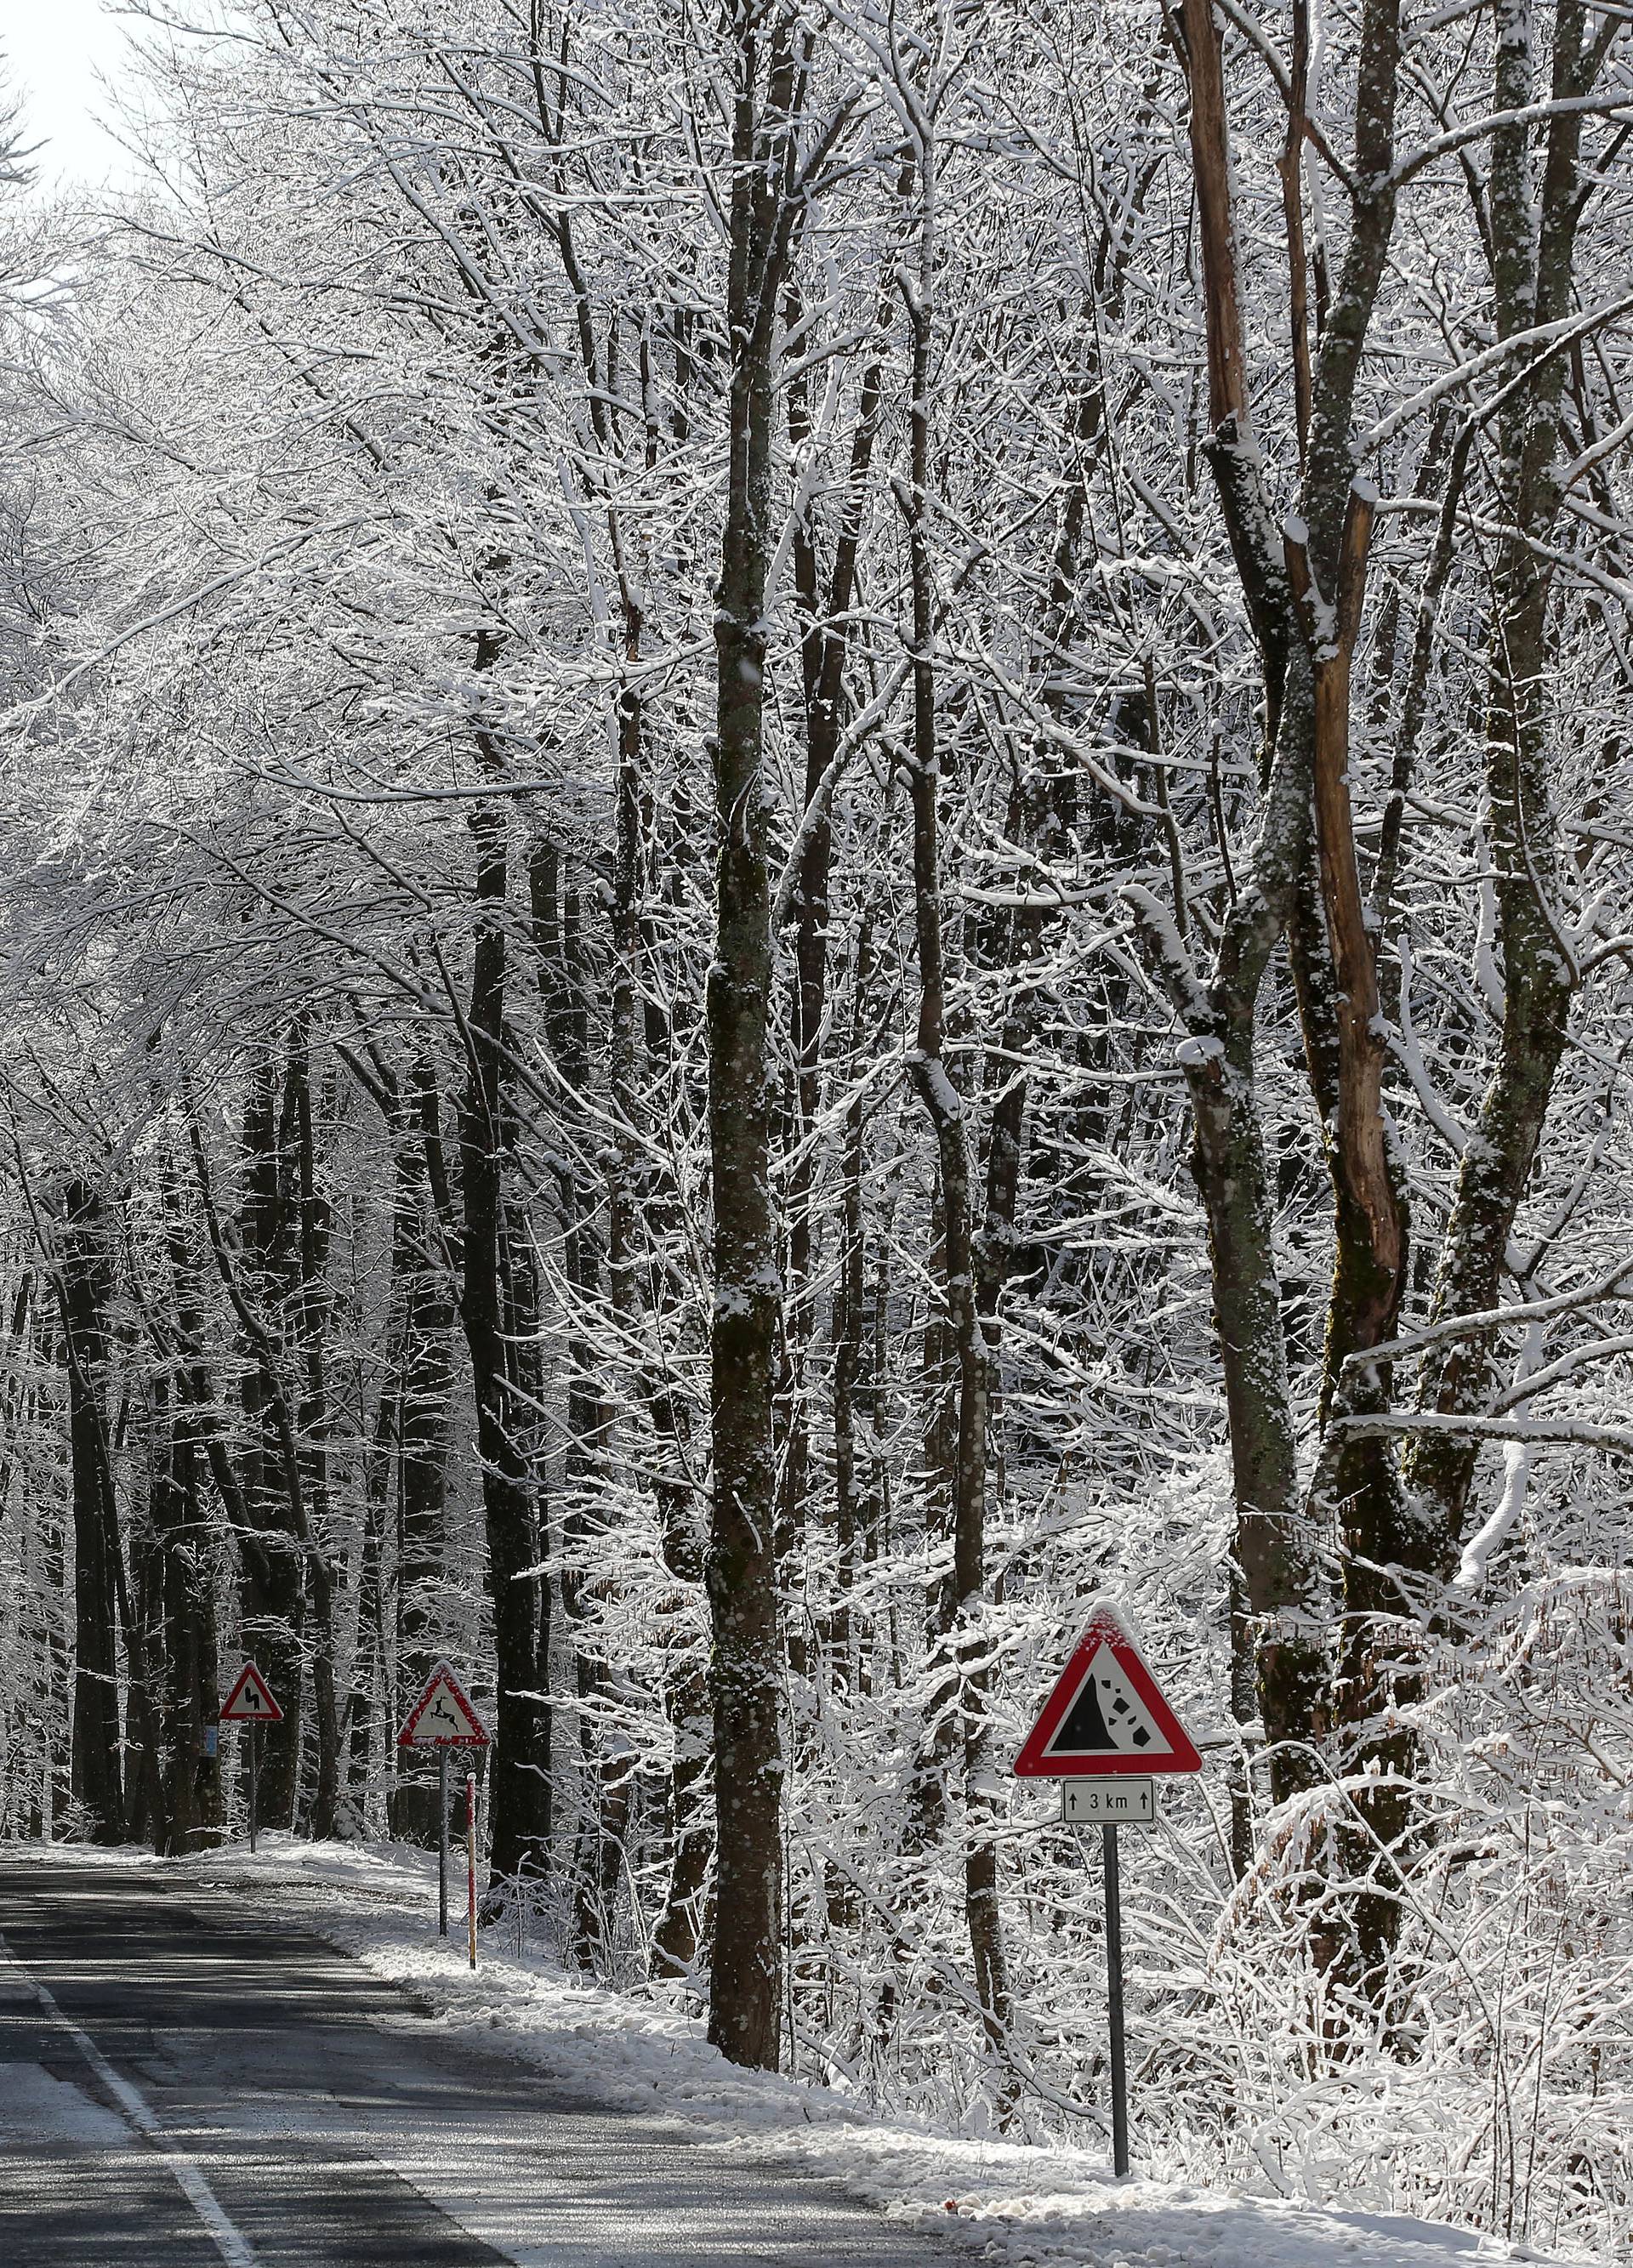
[219,1661,283,1725]
[396,1660,490,1749]
[1014,1601,1200,1776]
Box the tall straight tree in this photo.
[58,1179,123,1844]
[704,0,822,2071]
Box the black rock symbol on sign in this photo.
[1055,1663,1152,1751]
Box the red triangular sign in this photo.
[1016,1602,1201,1776]
[397,1660,490,1748]
[219,1661,283,1725]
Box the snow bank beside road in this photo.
[10,1838,1590,2268]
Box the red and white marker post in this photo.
[466,1772,478,1971]
[219,1662,283,1854]
[1016,1601,1202,2175]
[396,1661,490,1948]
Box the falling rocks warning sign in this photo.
[1015,1601,1201,1776]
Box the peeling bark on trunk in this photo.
[1175,0,1291,738]
[1151,0,1327,1802]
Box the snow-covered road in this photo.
[0,1861,970,2267]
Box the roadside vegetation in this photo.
[0,3,1630,2252]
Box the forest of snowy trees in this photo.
[1,0,1630,2250]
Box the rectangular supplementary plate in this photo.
[1061,1776,1156,1826]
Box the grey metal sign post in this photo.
[1016,1600,1205,2179]
[397,1660,491,1944]
[1102,1822,1129,2176]
[219,1662,282,1856]
[1061,1777,1147,2176]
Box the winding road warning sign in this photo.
[219,1662,282,1725]
[1015,1602,1200,1776]
[397,1661,490,1748]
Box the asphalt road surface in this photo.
[0,1862,969,2268]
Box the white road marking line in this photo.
[0,1929,258,2268]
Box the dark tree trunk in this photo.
[1158,0,1329,1805]
[534,842,612,1956]
[150,1378,224,1855]
[1405,0,1591,1566]
[369,1057,456,1848]
[60,1180,124,1845]
[703,0,805,2072]
[895,134,1013,2097]
[233,1062,305,1827]
[344,1432,384,1839]
[188,1084,339,1844]
[462,793,549,1884]
[288,1030,341,1840]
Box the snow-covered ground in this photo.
[8,1837,1593,2268]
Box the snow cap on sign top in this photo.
[1014,1596,1201,1776]
[396,1657,491,1748]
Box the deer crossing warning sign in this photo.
[396,1661,490,1748]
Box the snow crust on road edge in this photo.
[3,1837,1596,2268]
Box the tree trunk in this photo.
[462,793,550,1885]
[60,1180,123,1845]
[150,1378,224,1855]
[233,1061,304,1827]
[896,128,1014,2096]
[188,1086,339,1844]
[1160,0,1329,1801]
[703,0,802,2072]
[1405,0,1590,1567]
[288,1029,341,1839]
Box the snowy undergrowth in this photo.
[8,1837,1597,2268]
